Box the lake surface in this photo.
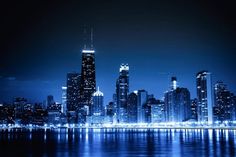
[0,128,235,157]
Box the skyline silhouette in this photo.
[1,1,236,104]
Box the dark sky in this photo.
[1,0,236,104]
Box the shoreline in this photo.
[1,126,236,130]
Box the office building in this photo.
[92,87,104,116]
[196,71,213,124]
[116,64,129,123]
[66,72,81,111]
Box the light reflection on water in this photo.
[0,128,235,157]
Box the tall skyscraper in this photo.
[116,64,129,123]
[92,87,104,116]
[196,71,213,124]
[80,29,96,115]
[66,72,81,111]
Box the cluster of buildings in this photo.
[58,41,236,125]
[1,32,236,127]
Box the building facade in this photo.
[66,72,81,111]
[151,99,165,123]
[80,49,96,114]
[127,92,138,123]
[92,87,104,116]
[116,64,129,123]
[214,81,233,122]
[196,71,213,124]
[137,90,148,123]
[164,77,191,122]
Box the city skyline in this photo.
[1,1,236,157]
[0,49,235,105]
[1,1,236,105]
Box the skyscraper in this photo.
[137,89,148,123]
[214,81,232,122]
[127,92,138,123]
[116,64,129,123]
[80,29,96,115]
[92,87,104,116]
[164,77,191,122]
[196,71,213,124]
[66,72,81,111]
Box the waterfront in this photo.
[0,128,235,157]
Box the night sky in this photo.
[1,0,236,104]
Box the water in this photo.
[0,128,235,157]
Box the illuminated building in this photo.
[66,72,81,111]
[196,71,213,124]
[92,87,104,116]
[151,99,165,123]
[214,81,233,122]
[116,64,129,123]
[80,29,96,115]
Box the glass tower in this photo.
[80,29,96,115]
[196,71,213,124]
[66,72,81,111]
[116,64,129,123]
[92,87,104,116]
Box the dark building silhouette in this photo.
[14,97,27,119]
[164,77,191,122]
[143,98,156,123]
[47,95,54,108]
[127,92,138,123]
[116,64,129,123]
[66,72,81,111]
[106,102,115,117]
[137,90,148,123]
